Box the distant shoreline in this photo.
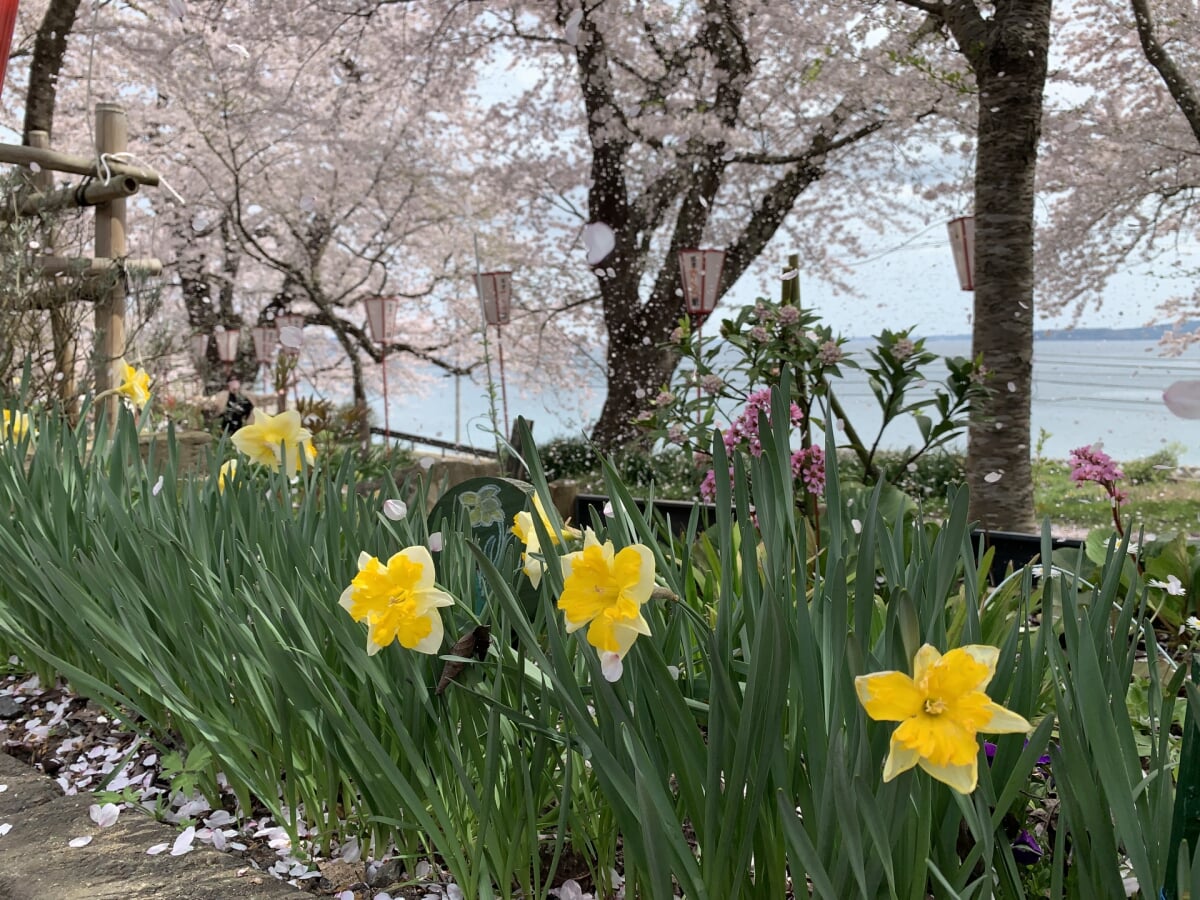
[917,321,1200,342]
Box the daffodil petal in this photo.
[980,702,1032,734]
[855,672,924,722]
[918,756,979,794]
[959,645,1000,687]
[911,644,942,685]
[523,555,545,588]
[409,609,445,655]
[586,611,652,657]
[882,737,920,782]
[614,544,655,605]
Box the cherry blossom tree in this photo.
[1040,0,1200,354]
[472,0,963,449]
[7,0,596,433]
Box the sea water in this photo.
[377,339,1200,465]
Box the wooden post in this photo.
[93,103,127,425]
[28,130,79,420]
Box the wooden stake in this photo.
[28,131,79,419]
[0,141,159,185]
[0,174,139,220]
[94,103,128,425]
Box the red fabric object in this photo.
[0,1,18,98]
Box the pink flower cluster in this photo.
[1068,445,1128,504]
[791,445,826,495]
[723,389,803,458]
[698,391,824,502]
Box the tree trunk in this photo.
[964,2,1051,532]
[592,321,680,449]
[23,0,84,140]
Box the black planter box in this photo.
[970,529,1084,579]
[573,494,1082,577]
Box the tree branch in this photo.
[1130,0,1200,144]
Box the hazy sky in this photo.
[714,221,1200,342]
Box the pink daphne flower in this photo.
[723,390,803,458]
[791,445,826,496]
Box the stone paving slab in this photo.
[0,753,301,899]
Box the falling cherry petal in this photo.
[69,836,92,848]
[152,475,164,496]
[984,472,1003,483]
[382,499,407,521]
[781,269,799,280]
[582,222,616,265]
[1163,380,1200,419]
[564,8,583,46]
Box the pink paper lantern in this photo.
[364,295,401,344]
[678,248,725,320]
[475,271,513,326]
[251,325,279,365]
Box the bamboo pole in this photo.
[28,131,79,419]
[0,141,159,185]
[0,174,138,220]
[93,103,128,425]
[39,256,162,278]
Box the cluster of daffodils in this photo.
[512,494,656,682]
[215,409,318,493]
[335,492,658,685]
[856,644,1032,794]
[231,410,317,475]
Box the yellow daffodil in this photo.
[512,494,582,587]
[338,547,455,655]
[217,459,238,493]
[231,409,317,474]
[1,409,31,443]
[558,531,653,677]
[855,644,1032,794]
[115,360,152,410]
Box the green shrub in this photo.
[538,437,599,481]
[1123,444,1183,485]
